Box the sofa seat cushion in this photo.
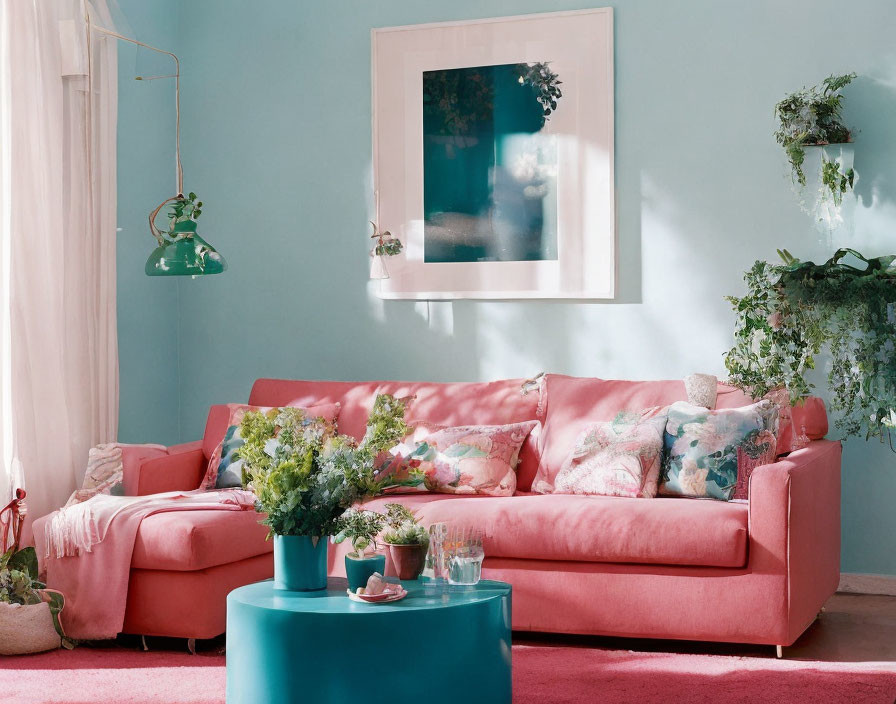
[131,509,271,572]
[362,493,748,568]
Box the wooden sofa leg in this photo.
[141,635,149,651]
[775,645,783,659]
[187,638,197,655]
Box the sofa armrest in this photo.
[131,441,206,496]
[748,439,842,642]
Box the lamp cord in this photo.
[83,3,183,245]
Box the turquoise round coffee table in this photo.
[226,577,512,704]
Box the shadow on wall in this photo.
[844,73,896,250]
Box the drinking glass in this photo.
[426,522,448,580]
[445,529,484,586]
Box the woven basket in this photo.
[0,600,61,655]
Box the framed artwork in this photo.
[372,8,615,300]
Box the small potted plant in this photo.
[334,509,387,592]
[774,73,856,206]
[0,491,70,654]
[382,503,429,580]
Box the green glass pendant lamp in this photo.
[86,13,226,276]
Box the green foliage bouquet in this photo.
[239,395,417,538]
[726,248,896,445]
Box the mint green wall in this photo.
[116,0,181,445]
[117,1,896,575]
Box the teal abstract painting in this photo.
[422,63,561,263]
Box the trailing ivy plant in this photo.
[725,248,896,446]
[167,192,202,234]
[774,73,856,203]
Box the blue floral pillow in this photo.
[203,403,340,489]
[659,401,777,501]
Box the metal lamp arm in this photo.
[84,8,183,197]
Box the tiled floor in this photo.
[515,592,896,662]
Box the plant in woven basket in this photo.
[725,248,896,446]
[0,547,70,648]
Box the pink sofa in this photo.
[54,376,843,647]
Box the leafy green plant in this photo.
[167,192,203,234]
[725,248,896,445]
[821,158,856,206]
[423,62,562,137]
[517,61,563,119]
[0,547,70,646]
[239,395,414,538]
[382,503,429,546]
[333,509,386,558]
[774,73,856,201]
[370,221,402,258]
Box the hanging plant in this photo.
[167,192,203,237]
[773,73,856,203]
[369,222,402,256]
[725,248,896,446]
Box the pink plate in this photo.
[347,587,408,604]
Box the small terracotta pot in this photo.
[388,543,427,580]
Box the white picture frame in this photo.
[371,8,615,300]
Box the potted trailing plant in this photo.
[334,508,387,592]
[145,191,226,276]
[238,395,412,591]
[725,248,896,446]
[774,73,856,208]
[168,191,203,235]
[0,491,70,654]
[382,503,429,581]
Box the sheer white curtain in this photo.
[0,0,119,528]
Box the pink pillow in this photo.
[553,409,667,499]
[532,374,756,494]
[201,402,340,490]
[392,420,539,496]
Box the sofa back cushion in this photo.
[244,378,543,487]
[532,374,757,493]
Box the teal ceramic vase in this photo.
[344,553,386,592]
[273,535,328,591]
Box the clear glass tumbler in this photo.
[447,543,485,586]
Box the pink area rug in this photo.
[2,644,895,704]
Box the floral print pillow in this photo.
[203,403,340,490]
[659,401,778,501]
[390,421,539,496]
[553,409,668,499]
